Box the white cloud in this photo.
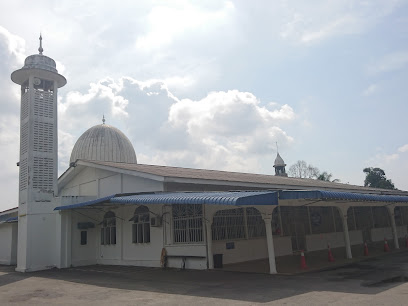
[362,84,378,96]
[135,1,236,51]
[57,78,295,175]
[398,144,408,153]
[279,0,403,44]
[368,51,408,74]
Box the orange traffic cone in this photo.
[364,242,369,256]
[300,250,308,269]
[328,244,335,262]
[384,238,390,252]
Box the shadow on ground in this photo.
[1,251,408,303]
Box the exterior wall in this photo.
[70,209,99,267]
[60,167,164,197]
[397,225,408,238]
[0,223,18,265]
[306,230,363,251]
[371,227,393,241]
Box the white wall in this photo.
[371,227,393,241]
[397,225,408,238]
[60,166,164,198]
[0,223,18,265]
[306,230,363,251]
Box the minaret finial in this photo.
[276,142,279,153]
[102,115,105,124]
[38,33,43,55]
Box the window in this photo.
[80,231,87,245]
[212,208,245,241]
[173,204,203,243]
[131,206,150,243]
[211,207,265,241]
[101,211,116,245]
[246,207,266,238]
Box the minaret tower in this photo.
[11,35,66,272]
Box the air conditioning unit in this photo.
[150,216,162,227]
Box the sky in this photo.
[1,0,408,211]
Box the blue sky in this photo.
[1,0,408,210]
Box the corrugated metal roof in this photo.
[279,190,408,203]
[54,191,278,211]
[54,194,117,211]
[77,160,408,195]
[111,191,278,206]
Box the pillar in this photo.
[387,205,399,249]
[206,218,214,269]
[262,214,277,274]
[337,206,352,259]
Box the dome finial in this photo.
[38,33,43,55]
[102,114,105,124]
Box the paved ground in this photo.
[1,251,408,305]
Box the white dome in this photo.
[70,123,137,164]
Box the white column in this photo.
[263,216,277,274]
[337,206,352,259]
[206,219,214,269]
[387,205,399,249]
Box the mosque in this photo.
[1,38,408,274]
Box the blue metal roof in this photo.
[54,191,278,211]
[5,217,18,222]
[279,190,408,203]
[111,191,278,206]
[54,194,117,211]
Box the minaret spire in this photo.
[38,34,43,55]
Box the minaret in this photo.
[273,144,287,177]
[11,35,66,272]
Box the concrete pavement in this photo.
[1,251,408,305]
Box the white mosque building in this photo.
[1,38,408,274]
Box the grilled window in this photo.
[131,206,150,243]
[101,211,116,245]
[172,204,203,244]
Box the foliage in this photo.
[288,160,319,179]
[363,167,395,189]
[289,160,339,182]
[316,171,340,182]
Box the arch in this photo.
[101,211,116,245]
[132,205,150,243]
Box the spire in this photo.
[38,34,43,55]
[102,115,105,124]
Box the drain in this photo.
[364,276,408,287]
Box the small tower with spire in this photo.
[273,143,288,177]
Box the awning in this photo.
[54,191,278,211]
[0,216,18,224]
[279,190,408,203]
[111,191,278,206]
[54,194,117,211]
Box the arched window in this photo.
[131,206,150,243]
[101,211,116,245]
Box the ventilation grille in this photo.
[19,158,28,191]
[33,121,53,153]
[34,90,53,118]
[21,92,29,119]
[20,122,29,155]
[33,157,54,190]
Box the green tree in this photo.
[316,171,340,183]
[363,167,395,189]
